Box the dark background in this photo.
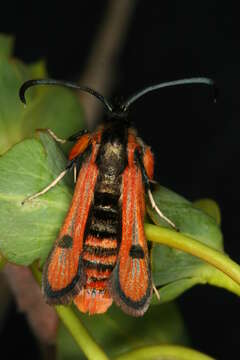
[1,1,240,359]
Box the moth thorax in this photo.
[98,141,126,176]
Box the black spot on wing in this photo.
[58,235,73,249]
[129,245,145,259]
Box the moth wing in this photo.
[43,154,98,304]
[109,164,152,316]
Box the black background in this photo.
[1,1,240,359]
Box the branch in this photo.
[78,0,138,128]
[3,264,58,344]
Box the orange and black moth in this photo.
[19,77,214,316]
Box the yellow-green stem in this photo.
[145,224,240,287]
[56,306,109,360]
[31,264,109,360]
[115,345,214,360]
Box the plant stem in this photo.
[56,306,109,360]
[31,264,109,360]
[79,0,137,128]
[115,345,214,360]
[145,223,240,287]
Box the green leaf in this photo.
[0,34,85,262]
[0,34,14,58]
[193,198,221,225]
[146,186,240,302]
[152,278,202,305]
[28,59,47,79]
[0,133,73,265]
[147,185,223,249]
[57,303,189,360]
[0,35,84,155]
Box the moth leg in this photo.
[147,189,178,230]
[22,162,73,205]
[135,149,178,231]
[73,163,77,183]
[46,128,88,143]
[46,128,67,144]
[149,179,157,185]
[152,283,160,301]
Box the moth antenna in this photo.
[19,78,114,114]
[122,77,216,111]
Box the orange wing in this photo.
[42,140,98,305]
[109,161,152,316]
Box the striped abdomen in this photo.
[73,185,121,314]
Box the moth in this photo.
[20,77,213,316]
